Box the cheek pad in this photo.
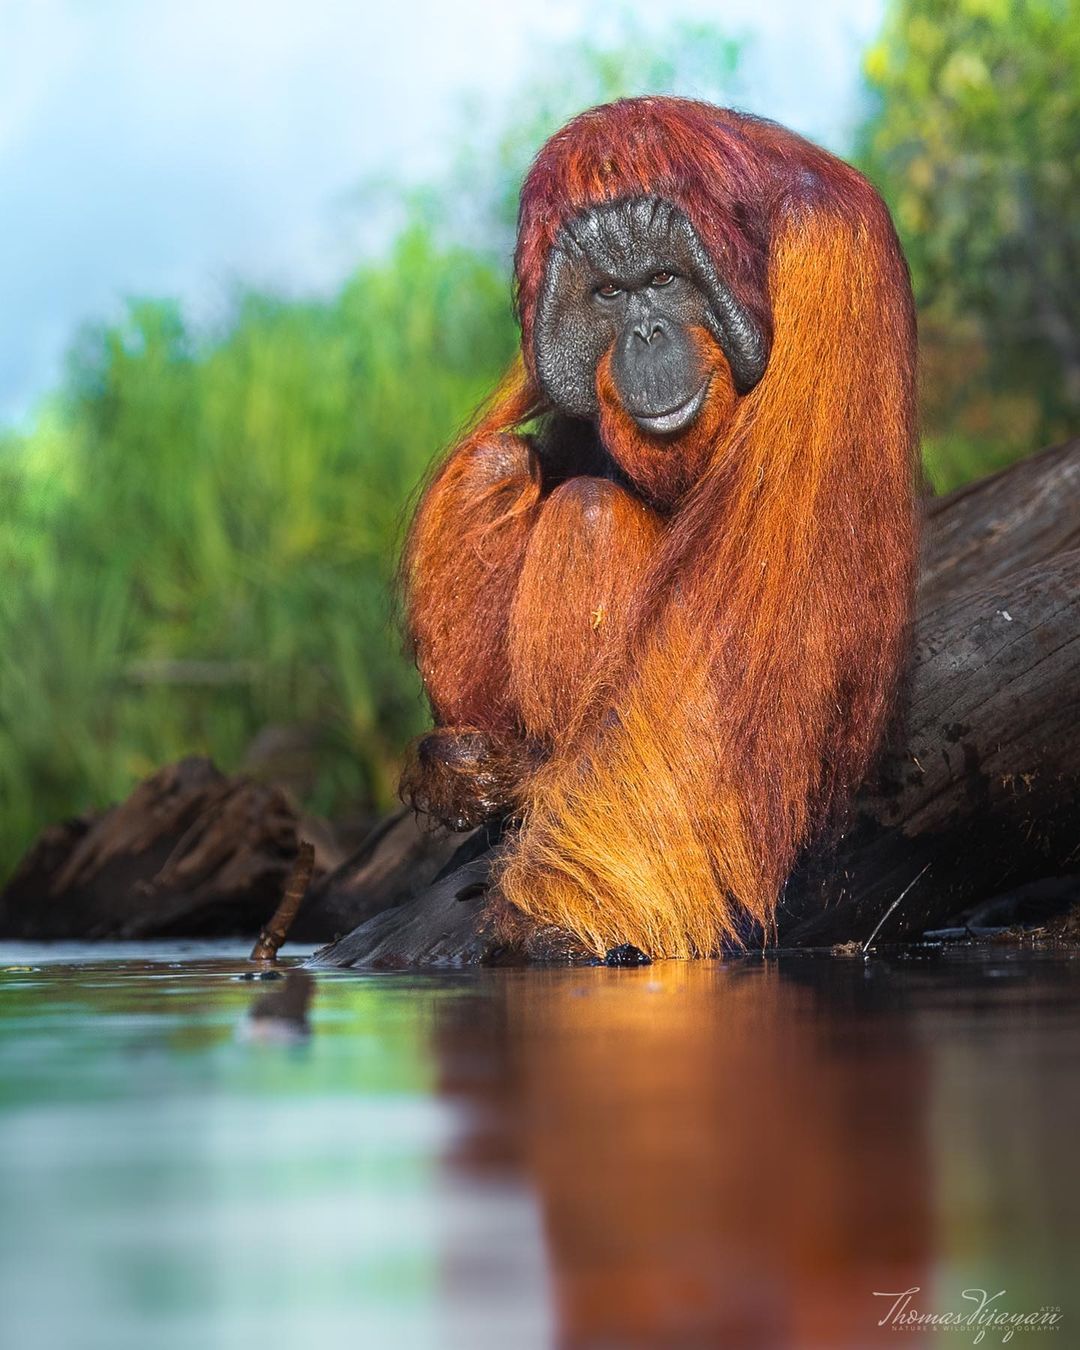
[667,212,769,394]
[534,248,612,418]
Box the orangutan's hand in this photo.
[400,727,536,832]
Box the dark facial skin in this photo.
[533,196,769,435]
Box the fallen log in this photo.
[289,809,477,942]
[0,758,308,939]
[918,438,1080,616]
[779,548,1080,945]
[0,757,480,942]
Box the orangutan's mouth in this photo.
[630,379,710,437]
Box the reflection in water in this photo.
[434,961,932,1348]
[0,943,1077,1349]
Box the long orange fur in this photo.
[402,98,918,957]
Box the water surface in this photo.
[0,941,1076,1348]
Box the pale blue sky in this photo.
[0,0,883,424]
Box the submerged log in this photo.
[317,440,1080,967]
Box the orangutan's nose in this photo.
[633,318,665,344]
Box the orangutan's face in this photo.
[532,196,767,436]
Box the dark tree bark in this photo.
[0,758,303,939]
[0,758,472,942]
[779,549,1080,945]
[918,438,1080,615]
[290,809,479,943]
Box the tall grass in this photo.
[0,226,516,871]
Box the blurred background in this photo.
[1,0,1077,879]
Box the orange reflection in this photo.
[436,960,931,1348]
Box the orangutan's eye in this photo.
[651,270,675,287]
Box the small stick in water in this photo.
[861,861,932,955]
[250,841,315,961]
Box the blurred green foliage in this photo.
[1,9,1076,876]
[860,0,1080,489]
[0,230,514,867]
